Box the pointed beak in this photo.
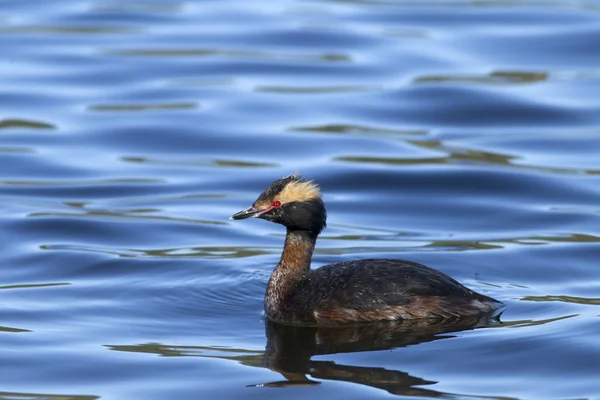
[229,205,263,220]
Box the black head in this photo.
[230,173,327,236]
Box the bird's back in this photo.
[289,259,501,324]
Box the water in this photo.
[1,0,600,398]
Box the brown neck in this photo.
[266,229,316,297]
[264,229,317,322]
[276,229,316,279]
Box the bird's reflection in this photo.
[106,313,515,397]
[258,315,501,396]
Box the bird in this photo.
[230,173,503,325]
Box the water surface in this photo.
[1,0,600,399]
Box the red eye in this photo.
[272,201,281,207]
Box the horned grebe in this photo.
[230,174,502,325]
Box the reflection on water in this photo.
[89,102,198,112]
[337,141,600,175]
[105,312,583,397]
[120,155,277,168]
[413,71,549,85]
[522,295,600,305]
[109,317,502,397]
[258,318,500,396]
[107,314,577,398]
[105,48,353,63]
[0,119,56,130]
[291,124,428,136]
[0,282,70,290]
[107,343,263,365]
[0,325,31,333]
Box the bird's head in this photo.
[230,173,327,235]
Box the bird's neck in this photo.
[275,229,316,280]
[265,229,316,314]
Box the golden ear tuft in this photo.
[278,179,321,203]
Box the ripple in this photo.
[106,343,264,366]
[88,102,198,112]
[365,84,600,128]
[0,118,56,130]
[454,132,600,172]
[522,295,600,305]
[498,314,577,329]
[0,325,32,333]
[414,70,549,85]
[335,138,600,175]
[318,234,600,253]
[0,391,98,400]
[0,25,138,35]
[320,231,600,251]
[2,0,600,398]
[0,147,36,153]
[91,2,183,14]
[0,282,70,290]
[291,124,428,136]
[29,210,224,226]
[255,85,379,94]
[335,155,445,166]
[41,244,269,259]
[106,48,353,63]
[121,155,277,168]
[0,178,165,187]
[165,77,236,87]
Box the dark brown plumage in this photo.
[230,174,503,326]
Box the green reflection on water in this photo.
[0,119,56,130]
[501,314,577,328]
[121,155,277,168]
[291,124,427,136]
[424,240,503,251]
[414,70,549,85]
[215,160,277,167]
[0,325,32,333]
[522,296,600,305]
[533,233,600,243]
[336,155,444,165]
[106,343,263,366]
[0,147,36,153]
[0,282,70,290]
[335,138,600,175]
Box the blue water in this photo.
[1,0,600,399]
